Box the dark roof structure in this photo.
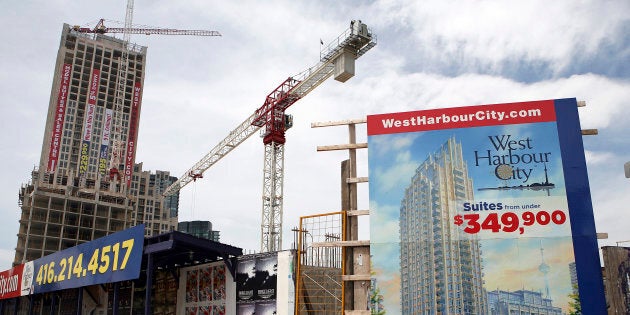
[143,230,243,278]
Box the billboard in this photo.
[367,99,605,314]
[0,225,144,299]
[124,81,142,187]
[178,261,232,315]
[26,224,144,295]
[235,251,295,315]
[79,69,100,175]
[98,108,113,175]
[47,63,71,173]
[0,264,24,300]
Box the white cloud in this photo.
[585,150,614,165]
[372,0,629,75]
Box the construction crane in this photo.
[72,0,220,187]
[72,18,221,37]
[163,20,376,252]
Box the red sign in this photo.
[125,82,142,187]
[47,63,72,172]
[0,264,23,300]
[367,100,556,135]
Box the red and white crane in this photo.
[72,0,220,186]
[163,20,376,252]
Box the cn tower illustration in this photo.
[539,241,551,298]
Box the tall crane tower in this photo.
[163,20,376,252]
[72,1,220,188]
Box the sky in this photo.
[0,0,628,279]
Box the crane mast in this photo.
[108,0,134,185]
[164,20,376,252]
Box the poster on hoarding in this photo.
[367,99,605,314]
[178,261,234,315]
[235,251,294,315]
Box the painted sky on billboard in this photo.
[368,99,605,314]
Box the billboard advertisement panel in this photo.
[24,224,144,295]
[79,69,100,175]
[235,251,295,315]
[47,63,71,173]
[0,264,23,300]
[177,261,234,315]
[124,81,142,187]
[99,108,113,175]
[367,98,605,314]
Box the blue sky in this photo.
[0,0,628,275]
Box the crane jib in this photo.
[163,20,376,199]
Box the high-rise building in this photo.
[178,221,220,242]
[399,137,486,314]
[568,261,578,294]
[131,163,179,237]
[14,24,177,265]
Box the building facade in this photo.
[399,137,486,314]
[14,24,178,265]
[487,289,563,315]
[130,163,179,237]
[178,220,220,242]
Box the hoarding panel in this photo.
[367,98,605,314]
[177,261,236,315]
[235,251,294,315]
[0,264,23,300]
[124,81,142,187]
[25,224,144,294]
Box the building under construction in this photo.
[14,24,179,265]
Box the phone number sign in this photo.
[25,225,144,294]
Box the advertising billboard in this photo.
[178,261,233,315]
[124,81,142,187]
[235,251,295,315]
[79,69,100,175]
[26,224,144,295]
[98,108,112,175]
[367,99,605,314]
[0,264,24,300]
[47,63,71,173]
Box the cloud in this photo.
[585,150,614,165]
[371,0,630,78]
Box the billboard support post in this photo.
[144,254,153,315]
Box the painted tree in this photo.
[568,284,582,315]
